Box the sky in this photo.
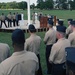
[0,0,37,5]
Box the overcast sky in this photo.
[0,0,37,5]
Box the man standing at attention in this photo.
[68,20,75,47]
[25,24,42,75]
[44,20,56,74]
[0,13,7,28]
[7,12,12,27]
[0,29,39,75]
[12,13,16,27]
[49,26,70,75]
[32,12,35,24]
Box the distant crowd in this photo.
[0,12,23,28]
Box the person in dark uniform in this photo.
[7,12,12,27]
[15,12,19,26]
[12,13,16,27]
[0,13,7,28]
[38,14,42,21]
[44,20,56,74]
[58,20,64,26]
[49,26,70,75]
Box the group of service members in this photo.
[0,24,43,75]
[0,17,75,75]
[0,12,20,28]
[44,18,75,75]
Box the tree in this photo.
[9,1,18,9]
[62,3,68,9]
[18,1,27,10]
[37,0,53,9]
[6,4,10,9]
[30,3,35,10]
[0,1,27,9]
[55,0,68,9]
[37,0,44,9]
[37,0,43,4]
[45,0,54,9]
[59,0,66,3]
[69,0,75,9]
[1,3,6,9]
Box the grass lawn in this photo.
[0,9,75,75]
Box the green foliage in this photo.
[18,1,27,10]
[59,0,66,3]
[69,0,75,9]
[30,3,35,10]
[37,0,53,9]
[45,0,54,9]
[37,0,43,4]
[0,1,27,9]
[62,3,68,9]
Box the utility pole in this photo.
[67,0,68,3]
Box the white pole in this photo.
[67,0,68,3]
[27,0,31,25]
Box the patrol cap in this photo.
[28,24,36,32]
[65,47,75,71]
[12,29,25,44]
[57,26,66,33]
[50,15,54,19]
[70,21,75,26]
[57,19,59,21]
[65,47,75,63]
[67,19,73,21]
[48,20,53,26]
[58,20,64,26]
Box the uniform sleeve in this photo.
[43,33,49,44]
[0,64,4,75]
[66,27,69,35]
[68,34,73,45]
[24,40,29,51]
[49,44,58,63]
[7,44,11,57]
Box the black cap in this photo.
[28,24,36,32]
[65,47,75,63]
[12,29,25,44]
[68,19,73,22]
[58,20,64,26]
[48,17,53,20]
[48,20,53,26]
[65,47,75,72]
[57,19,59,21]
[57,26,66,33]
[70,21,75,26]
[51,15,54,19]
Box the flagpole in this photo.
[27,0,31,25]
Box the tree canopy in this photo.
[0,1,27,10]
[0,0,75,10]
